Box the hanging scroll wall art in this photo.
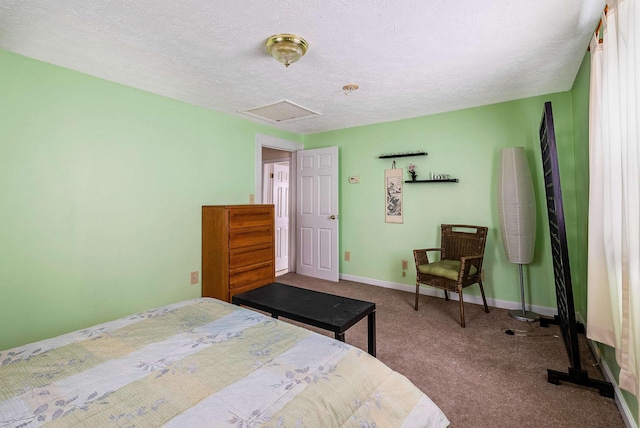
[385,164,403,223]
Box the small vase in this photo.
[410,173,417,181]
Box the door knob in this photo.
[330,215,338,220]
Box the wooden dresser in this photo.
[202,205,275,302]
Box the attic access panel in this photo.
[240,100,322,124]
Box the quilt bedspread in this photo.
[0,297,449,427]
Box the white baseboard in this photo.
[600,357,638,428]
[339,273,558,317]
[583,336,638,428]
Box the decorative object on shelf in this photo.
[385,168,403,223]
[408,164,417,181]
[266,34,308,67]
[497,147,539,322]
[378,151,427,159]
[431,173,452,180]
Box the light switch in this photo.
[348,176,360,184]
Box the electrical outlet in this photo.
[190,271,199,285]
[345,251,351,261]
[401,259,408,270]
[249,194,255,204]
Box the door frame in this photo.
[263,160,291,273]
[255,134,303,273]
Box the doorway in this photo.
[262,148,291,276]
[255,134,302,275]
[255,134,339,282]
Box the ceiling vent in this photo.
[240,100,321,123]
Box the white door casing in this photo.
[274,163,290,272]
[296,147,339,282]
[262,164,274,205]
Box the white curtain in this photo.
[587,0,640,404]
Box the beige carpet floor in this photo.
[273,273,625,428]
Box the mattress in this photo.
[0,297,449,427]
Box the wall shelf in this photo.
[378,151,427,159]
[405,179,459,183]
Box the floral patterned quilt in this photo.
[0,298,449,427]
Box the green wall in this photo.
[0,49,299,350]
[303,93,576,310]
[570,53,591,318]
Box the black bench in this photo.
[232,282,376,357]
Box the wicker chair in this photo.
[413,224,489,327]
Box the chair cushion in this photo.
[418,260,477,281]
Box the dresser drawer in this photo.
[229,226,273,248]
[229,261,274,289]
[229,207,273,228]
[230,243,273,270]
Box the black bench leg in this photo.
[368,311,376,357]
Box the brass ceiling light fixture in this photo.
[266,34,308,67]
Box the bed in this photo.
[0,298,449,427]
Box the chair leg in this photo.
[478,280,490,313]
[444,290,449,301]
[458,289,466,328]
[414,283,420,310]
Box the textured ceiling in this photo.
[0,0,605,135]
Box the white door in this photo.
[296,147,339,281]
[274,162,290,272]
